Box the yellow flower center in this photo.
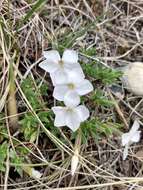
[68,83,75,90]
[59,60,64,67]
[66,107,74,113]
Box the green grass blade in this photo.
[18,0,47,29]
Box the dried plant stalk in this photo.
[7,63,18,132]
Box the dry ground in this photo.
[1,0,143,189]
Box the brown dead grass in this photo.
[1,0,143,189]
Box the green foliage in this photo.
[56,29,85,52]
[20,113,39,142]
[16,145,29,157]
[9,149,24,176]
[81,47,96,56]
[0,142,8,171]
[20,77,60,142]
[0,140,30,174]
[83,62,122,84]
[0,114,8,142]
[91,90,114,107]
[20,77,46,142]
[19,111,51,142]
[39,82,48,96]
[56,22,99,53]
[73,119,122,143]
[18,0,48,29]
[21,77,46,110]
[0,115,25,174]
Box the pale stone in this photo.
[122,62,143,95]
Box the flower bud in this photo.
[71,148,79,176]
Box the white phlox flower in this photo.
[53,67,93,106]
[52,103,89,131]
[39,49,83,85]
[39,48,93,131]
[121,120,141,160]
[71,148,79,176]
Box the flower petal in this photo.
[53,85,69,101]
[76,79,93,95]
[64,90,80,107]
[52,106,66,127]
[43,50,60,62]
[75,105,89,122]
[130,120,140,134]
[39,60,58,73]
[62,49,78,64]
[67,67,85,84]
[64,61,81,71]
[65,110,80,131]
[121,133,130,146]
[31,169,42,179]
[50,69,68,85]
[131,131,141,143]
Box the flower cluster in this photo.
[122,120,141,160]
[39,49,93,131]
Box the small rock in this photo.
[122,62,143,95]
[136,150,143,158]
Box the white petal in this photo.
[53,85,69,101]
[123,144,129,160]
[121,133,130,146]
[50,69,68,85]
[131,131,141,143]
[62,49,78,64]
[67,67,85,84]
[52,106,63,114]
[64,61,82,71]
[65,110,80,131]
[130,120,140,134]
[71,149,79,176]
[75,105,89,122]
[39,60,58,73]
[31,169,42,179]
[43,50,60,62]
[64,90,80,107]
[76,79,93,95]
[52,106,66,127]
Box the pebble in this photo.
[122,62,143,95]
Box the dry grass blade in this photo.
[0,0,143,189]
